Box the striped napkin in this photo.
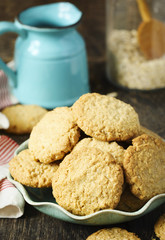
[0,135,25,218]
[0,70,24,218]
[0,69,18,109]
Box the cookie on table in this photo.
[9,149,59,188]
[86,228,141,240]
[116,185,146,212]
[73,137,125,166]
[29,107,80,163]
[154,213,165,240]
[123,134,165,200]
[2,104,47,134]
[52,147,124,216]
[72,93,140,141]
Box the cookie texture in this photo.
[9,149,59,188]
[52,147,124,216]
[123,134,165,200]
[29,107,80,163]
[154,213,165,240]
[72,93,140,141]
[2,104,47,134]
[73,137,125,166]
[135,125,162,139]
[117,185,146,212]
[86,228,141,240]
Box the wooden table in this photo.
[0,0,165,239]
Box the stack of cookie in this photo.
[9,93,165,216]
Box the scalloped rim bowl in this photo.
[8,139,165,225]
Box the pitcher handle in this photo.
[0,21,26,87]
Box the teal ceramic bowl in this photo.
[8,140,165,225]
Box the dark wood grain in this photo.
[0,0,165,239]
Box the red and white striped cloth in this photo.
[0,69,24,218]
[0,135,25,218]
[0,69,18,110]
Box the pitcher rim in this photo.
[16,2,83,31]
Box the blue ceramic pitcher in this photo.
[0,2,89,108]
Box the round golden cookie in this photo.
[154,213,165,240]
[52,147,124,216]
[86,228,141,240]
[28,107,80,163]
[72,93,140,141]
[73,137,125,166]
[2,104,47,134]
[123,134,165,200]
[9,149,59,188]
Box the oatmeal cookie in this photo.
[86,227,141,240]
[52,147,124,216]
[72,93,140,141]
[73,137,125,166]
[28,107,80,163]
[123,134,165,200]
[2,104,47,134]
[154,213,165,240]
[9,149,59,188]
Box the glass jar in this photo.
[106,0,165,90]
